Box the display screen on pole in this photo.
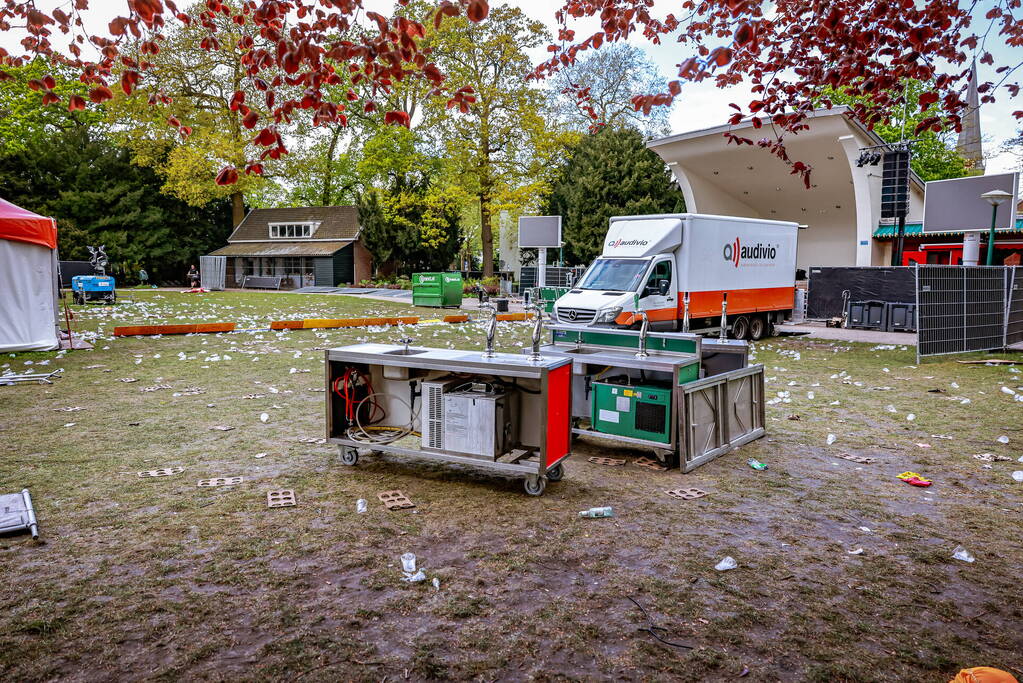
[518,216,562,248]
[922,172,1019,233]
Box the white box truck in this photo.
[552,214,798,339]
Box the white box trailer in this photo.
[552,214,798,339]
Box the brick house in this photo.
[208,206,372,289]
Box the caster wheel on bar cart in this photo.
[523,476,547,496]
[339,446,359,466]
[546,464,564,482]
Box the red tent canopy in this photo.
[0,198,57,250]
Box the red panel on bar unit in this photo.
[545,363,571,467]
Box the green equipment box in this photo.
[536,286,569,313]
[412,272,463,308]
[591,379,672,444]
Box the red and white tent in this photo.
[0,198,59,352]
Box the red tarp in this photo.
[0,198,57,250]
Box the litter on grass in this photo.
[137,467,183,478]
[714,556,738,571]
[897,471,932,487]
[951,546,975,563]
[579,507,614,518]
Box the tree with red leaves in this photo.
[534,0,1023,187]
[0,0,489,185]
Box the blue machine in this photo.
[70,244,117,304]
[71,275,116,304]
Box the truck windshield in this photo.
[576,259,649,292]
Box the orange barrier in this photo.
[443,314,470,323]
[496,312,528,321]
[270,316,422,331]
[113,323,236,337]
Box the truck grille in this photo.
[557,307,596,323]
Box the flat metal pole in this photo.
[892,214,907,266]
[719,293,728,340]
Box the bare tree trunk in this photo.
[480,191,494,278]
[231,192,245,228]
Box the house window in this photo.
[269,222,318,239]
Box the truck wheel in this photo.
[749,315,767,341]
[731,315,750,340]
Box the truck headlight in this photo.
[594,306,622,324]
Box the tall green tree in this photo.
[356,126,463,274]
[426,4,564,277]
[0,59,103,154]
[543,127,685,265]
[0,126,232,283]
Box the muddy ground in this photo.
[1,290,1021,681]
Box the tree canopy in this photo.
[0,125,232,282]
[825,81,970,182]
[548,43,671,137]
[543,126,685,265]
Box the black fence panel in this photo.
[806,266,916,319]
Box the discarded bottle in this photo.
[401,553,417,573]
[432,577,441,591]
[356,498,367,514]
[579,507,614,518]
[747,458,768,471]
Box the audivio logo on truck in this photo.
[607,238,649,248]
[722,238,778,267]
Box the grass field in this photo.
[1,289,1022,681]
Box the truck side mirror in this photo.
[658,279,670,296]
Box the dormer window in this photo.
[269,222,318,238]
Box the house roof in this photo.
[208,241,352,257]
[227,206,360,242]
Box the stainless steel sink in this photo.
[383,348,429,355]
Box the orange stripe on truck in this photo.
[613,287,794,326]
[687,287,794,318]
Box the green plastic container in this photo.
[591,380,672,444]
[537,286,569,313]
[412,272,463,308]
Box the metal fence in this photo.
[1007,268,1023,347]
[915,265,1021,361]
[519,266,584,290]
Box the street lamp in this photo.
[981,189,1012,266]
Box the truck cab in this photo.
[553,255,677,329]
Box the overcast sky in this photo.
[4,0,1021,173]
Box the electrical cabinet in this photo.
[591,379,671,444]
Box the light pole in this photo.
[981,189,1012,266]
